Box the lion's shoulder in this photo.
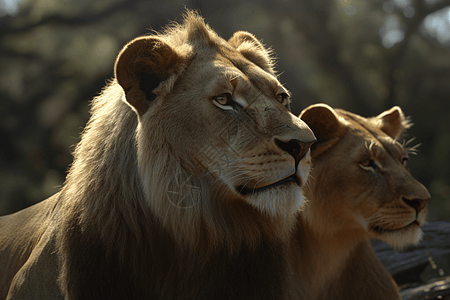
[0,195,60,299]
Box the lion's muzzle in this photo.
[274,138,316,166]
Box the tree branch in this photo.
[290,2,374,115]
[384,0,450,108]
[0,0,138,34]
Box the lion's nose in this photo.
[402,197,429,213]
[275,138,316,163]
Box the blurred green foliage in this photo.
[0,0,449,221]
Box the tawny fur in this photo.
[288,104,430,300]
[0,11,316,300]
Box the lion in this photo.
[0,11,316,300]
[288,103,430,300]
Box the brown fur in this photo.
[288,104,430,300]
[0,11,316,300]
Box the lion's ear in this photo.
[299,103,344,157]
[115,37,184,115]
[375,106,411,140]
[228,31,274,74]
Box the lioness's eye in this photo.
[276,93,289,106]
[402,157,409,168]
[212,93,238,111]
[359,159,380,172]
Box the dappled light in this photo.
[422,6,450,45]
[379,15,405,48]
[0,0,21,17]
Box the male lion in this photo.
[0,11,316,300]
[288,104,430,300]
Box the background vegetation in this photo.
[0,0,449,221]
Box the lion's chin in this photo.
[237,174,299,196]
[371,221,423,250]
[243,183,304,218]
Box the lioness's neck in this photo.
[290,213,366,299]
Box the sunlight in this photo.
[0,0,22,17]
[421,6,450,46]
[379,15,405,48]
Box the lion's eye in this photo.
[215,94,230,106]
[276,93,290,106]
[212,93,239,111]
[359,159,380,172]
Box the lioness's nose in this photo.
[275,138,316,163]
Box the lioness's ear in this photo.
[228,31,274,74]
[375,106,412,140]
[299,103,344,157]
[115,37,183,115]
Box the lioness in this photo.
[0,11,316,300]
[289,104,430,300]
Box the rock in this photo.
[400,276,450,300]
[372,221,450,299]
